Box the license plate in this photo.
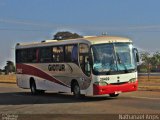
[115,91,122,94]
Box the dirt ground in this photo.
[0,75,16,83]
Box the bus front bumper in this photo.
[93,81,138,95]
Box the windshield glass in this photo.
[91,43,136,75]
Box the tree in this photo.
[151,52,160,67]
[140,52,152,80]
[53,31,83,40]
[4,61,15,75]
[140,51,160,73]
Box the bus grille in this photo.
[110,82,128,85]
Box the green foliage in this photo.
[140,52,152,66]
[138,64,147,73]
[139,51,160,73]
[151,52,160,66]
[3,61,15,75]
[53,31,83,40]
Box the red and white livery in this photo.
[15,36,139,98]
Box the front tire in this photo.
[109,93,119,97]
[73,82,81,99]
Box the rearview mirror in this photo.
[133,48,140,63]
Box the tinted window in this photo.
[52,46,64,62]
[27,49,37,63]
[16,48,38,63]
[65,44,78,62]
[39,47,52,63]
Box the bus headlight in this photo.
[128,78,136,83]
[94,81,108,86]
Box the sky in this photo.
[0,0,160,68]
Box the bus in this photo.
[15,36,139,98]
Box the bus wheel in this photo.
[73,82,81,99]
[30,80,38,95]
[109,93,119,97]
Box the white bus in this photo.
[15,36,139,98]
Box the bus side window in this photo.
[36,49,39,62]
[20,49,28,63]
[71,45,78,62]
[65,44,78,63]
[16,50,21,63]
[39,47,52,63]
[28,48,38,63]
[52,46,64,62]
[16,49,36,63]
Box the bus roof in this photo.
[84,36,132,44]
[16,36,132,49]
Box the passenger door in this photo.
[79,44,91,77]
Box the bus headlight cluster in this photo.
[94,81,108,86]
[128,78,136,83]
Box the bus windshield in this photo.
[91,43,136,75]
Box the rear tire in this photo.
[73,82,81,99]
[30,80,38,95]
[38,90,45,94]
[109,93,119,97]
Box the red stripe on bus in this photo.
[16,64,70,88]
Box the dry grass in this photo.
[138,76,160,82]
[139,75,160,80]
[138,76,160,91]
[0,74,16,83]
